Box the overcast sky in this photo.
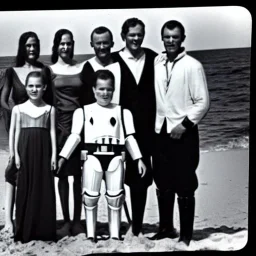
[0,6,252,57]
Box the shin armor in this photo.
[83,192,100,239]
[105,191,125,239]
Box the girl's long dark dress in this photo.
[14,108,56,243]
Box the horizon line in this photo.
[0,46,251,58]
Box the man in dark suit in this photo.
[112,17,157,236]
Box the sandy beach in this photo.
[0,118,249,253]
[0,150,249,254]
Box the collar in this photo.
[161,47,186,66]
[89,57,119,70]
[122,47,145,60]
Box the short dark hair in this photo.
[93,69,115,90]
[161,20,185,39]
[90,26,113,42]
[15,31,43,67]
[121,17,145,38]
[25,71,47,87]
[51,29,74,64]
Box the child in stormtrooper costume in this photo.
[57,69,146,241]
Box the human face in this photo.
[25,37,39,61]
[162,27,184,56]
[91,32,113,61]
[26,77,46,102]
[93,78,114,106]
[124,24,145,53]
[58,34,73,60]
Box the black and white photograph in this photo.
[0,5,251,254]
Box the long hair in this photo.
[51,29,74,64]
[15,32,42,67]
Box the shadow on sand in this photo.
[53,220,247,241]
[0,220,246,242]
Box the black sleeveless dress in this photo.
[50,70,85,177]
[14,108,56,243]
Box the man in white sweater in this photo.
[151,20,210,246]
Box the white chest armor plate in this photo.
[84,103,125,145]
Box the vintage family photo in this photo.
[0,6,251,254]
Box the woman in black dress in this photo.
[49,29,87,237]
[0,32,53,236]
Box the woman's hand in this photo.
[57,157,66,174]
[137,158,147,178]
[6,155,15,170]
[51,156,57,171]
[15,154,20,169]
[8,154,14,163]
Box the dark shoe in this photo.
[178,196,195,246]
[130,185,148,236]
[149,228,178,240]
[87,236,97,243]
[131,228,140,237]
[57,222,71,238]
[178,237,191,246]
[71,221,85,236]
[152,189,177,239]
[111,236,122,241]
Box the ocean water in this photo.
[0,48,250,153]
[188,48,250,152]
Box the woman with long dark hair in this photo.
[0,31,54,236]
[49,28,87,237]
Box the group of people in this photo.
[0,17,210,247]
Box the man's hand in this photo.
[170,123,186,139]
[137,158,147,178]
[57,157,67,174]
[154,53,167,65]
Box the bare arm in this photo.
[13,106,21,169]
[50,106,57,170]
[0,68,13,110]
[8,106,17,158]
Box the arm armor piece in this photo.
[59,133,81,160]
[125,135,142,160]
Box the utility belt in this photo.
[81,143,126,159]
